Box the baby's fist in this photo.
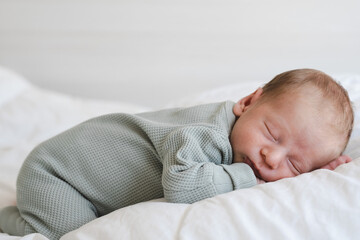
[256,178,266,184]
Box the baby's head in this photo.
[230,69,354,182]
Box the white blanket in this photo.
[1,67,359,240]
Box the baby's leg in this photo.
[14,160,98,240]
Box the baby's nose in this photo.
[261,147,285,169]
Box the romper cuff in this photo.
[222,163,257,190]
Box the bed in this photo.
[0,66,360,240]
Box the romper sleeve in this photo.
[160,125,256,204]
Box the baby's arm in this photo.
[160,126,257,204]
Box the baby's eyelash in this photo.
[288,159,301,175]
[264,123,276,141]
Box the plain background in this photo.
[0,0,359,108]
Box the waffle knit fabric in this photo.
[0,101,256,239]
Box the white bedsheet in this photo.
[1,67,359,240]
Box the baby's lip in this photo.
[243,156,262,179]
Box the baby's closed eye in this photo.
[264,122,277,142]
[287,158,301,175]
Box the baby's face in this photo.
[230,91,342,182]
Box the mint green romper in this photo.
[0,101,256,240]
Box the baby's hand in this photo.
[256,178,266,184]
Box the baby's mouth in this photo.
[243,156,261,179]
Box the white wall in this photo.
[0,0,359,108]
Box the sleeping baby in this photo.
[0,69,354,240]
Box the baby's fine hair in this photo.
[261,68,354,151]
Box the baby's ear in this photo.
[320,155,352,170]
[233,88,263,117]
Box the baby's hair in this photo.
[261,68,354,152]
